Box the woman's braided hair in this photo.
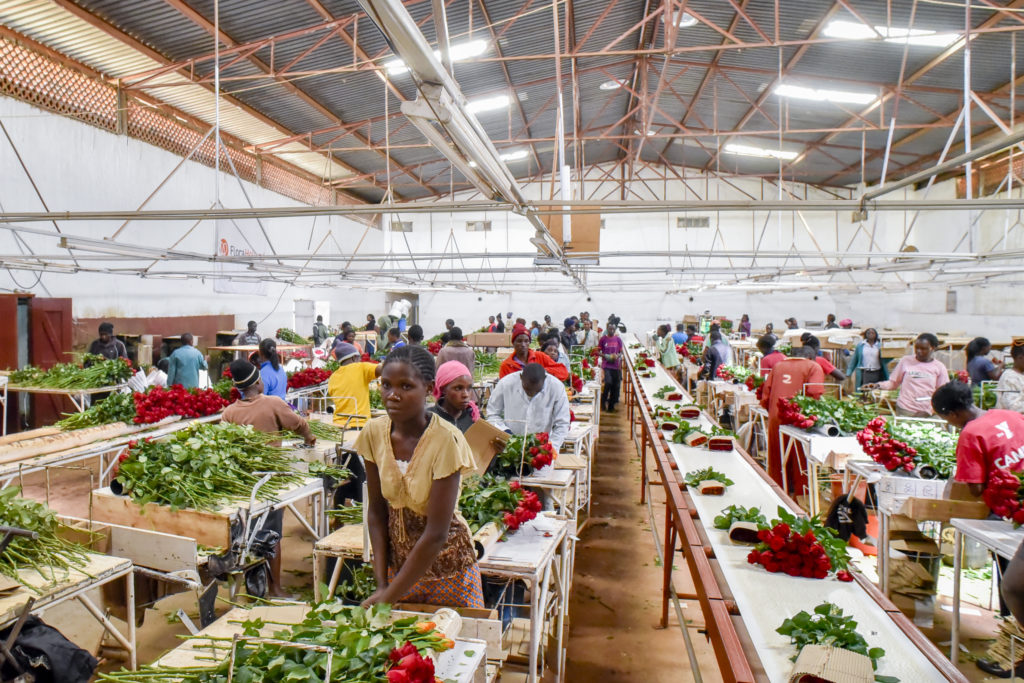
[382,344,437,384]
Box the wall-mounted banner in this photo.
[214,219,268,295]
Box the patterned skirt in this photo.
[388,563,485,609]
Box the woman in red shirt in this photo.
[498,330,569,381]
[933,381,1024,677]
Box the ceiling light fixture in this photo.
[664,12,699,28]
[600,79,625,91]
[385,39,488,75]
[774,83,876,105]
[466,94,511,114]
[823,20,958,48]
[723,143,799,161]
[633,129,656,136]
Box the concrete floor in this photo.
[10,407,1015,681]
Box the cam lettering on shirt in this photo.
[995,445,1024,470]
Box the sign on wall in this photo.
[213,219,268,295]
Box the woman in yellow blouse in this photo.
[356,345,484,608]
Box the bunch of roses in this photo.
[744,374,765,391]
[677,344,690,358]
[777,398,818,430]
[856,417,917,472]
[529,432,557,469]
[570,373,584,393]
[502,480,543,532]
[747,522,852,581]
[983,468,1024,525]
[132,385,229,423]
[286,367,330,389]
[386,640,444,683]
[716,366,735,381]
[579,358,595,380]
[427,340,443,356]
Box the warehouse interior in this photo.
[2,0,1024,681]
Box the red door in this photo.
[0,295,18,433]
[28,297,73,428]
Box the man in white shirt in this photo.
[486,363,571,449]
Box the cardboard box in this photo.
[788,645,874,683]
[467,332,511,348]
[683,432,709,447]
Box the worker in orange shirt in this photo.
[760,346,825,496]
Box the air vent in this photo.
[390,220,412,233]
[466,220,492,232]
[600,219,606,230]
[677,216,710,228]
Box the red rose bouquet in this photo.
[856,417,917,472]
[744,374,765,391]
[502,481,543,532]
[983,468,1024,526]
[491,432,557,478]
[132,386,229,423]
[570,373,584,393]
[777,398,818,431]
[286,367,330,389]
[427,340,442,356]
[746,507,851,580]
[459,475,543,535]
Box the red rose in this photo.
[389,643,418,663]
[836,570,854,582]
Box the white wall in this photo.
[0,96,386,332]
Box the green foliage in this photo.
[327,503,363,526]
[683,467,734,488]
[334,562,377,604]
[57,391,136,430]
[790,396,877,435]
[99,603,448,683]
[776,602,894,679]
[473,350,502,380]
[974,384,998,410]
[10,355,133,389]
[275,328,311,344]
[653,385,677,399]
[458,474,522,533]
[116,423,305,511]
[0,488,91,591]
[714,505,766,530]
[887,419,957,478]
[369,388,383,410]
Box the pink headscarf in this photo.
[433,360,480,421]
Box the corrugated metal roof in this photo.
[0,0,356,182]
[5,0,1023,196]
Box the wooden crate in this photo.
[91,487,233,548]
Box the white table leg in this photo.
[951,529,963,663]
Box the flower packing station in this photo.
[4,0,1024,680]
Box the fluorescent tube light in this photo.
[469,150,527,166]
[385,39,488,75]
[600,79,625,91]
[823,20,958,48]
[466,94,511,114]
[774,83,876,105]
[723,143,799,161]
